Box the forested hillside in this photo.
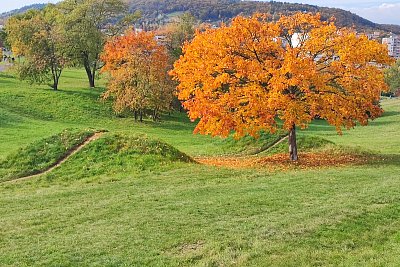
[127,0,400,33]
[0,4,46,24]
[1,0,400,34]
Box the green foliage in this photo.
[6,5,69,90]
[0,29,10,49]
[385,60,400,95]
[0,128,95,181]
[59,0,140,88]
[162,12,196,60]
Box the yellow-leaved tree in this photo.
[170,13,393,161]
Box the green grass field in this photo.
[1,69,400,266]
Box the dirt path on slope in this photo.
[253,134,289,155]
[5,132,104,183]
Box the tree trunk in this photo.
[139,110,143,122]
[153,109,158,122]
[51,67,60,91]
[83,62,95,88]
[134,110,138,121]
[82,53,95,88]
[289,124,298,161]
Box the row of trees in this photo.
[4,4,394,160]
[5,0,196,121]
[6,0,140,90]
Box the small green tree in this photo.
[6,6,69,90]
[0,29,10,50]
[385,60,400,95]
[159,12,196,60]
[59,0,140,88]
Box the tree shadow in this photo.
[0,72,15,79]
[381,111,400,118]
[0,112,25,128]
[368,154,400,167]
[51,87,105,100]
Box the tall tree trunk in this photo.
[83,62,95,88]
[289,124,298,161]
[134,110,138,121]
[139,110,143,122]
[51,66,60,90]
[90,54,98,88]
[82,53,95,88]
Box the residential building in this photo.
[382,35,400,59]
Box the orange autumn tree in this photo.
[101,30,174,121]
[170,13,393,161]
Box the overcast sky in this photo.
[281,0,400,24]
[1,0,400,25]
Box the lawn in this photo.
[0,69,400,266]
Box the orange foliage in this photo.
[101,30,174,115]
[171,13,393,138]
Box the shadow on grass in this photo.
[369,154,400,167]
[0,72,15,79]
[381,111,400,118]
[48,87,105,100]
[0,111,25,128]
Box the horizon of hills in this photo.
[1,0,400,34]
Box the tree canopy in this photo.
[171,13,393,160]
[6,6,69,90]
[101,30,174,121]
[157,12,196,60]
[59,0,140,88]
[384,60,400,95]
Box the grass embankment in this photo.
[1,69,400,266]
[43,133,193,182]
[0,129,96,182]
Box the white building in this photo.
[382,35,400,59]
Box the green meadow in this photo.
[1,69,400,266]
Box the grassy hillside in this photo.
[1,69,400,266]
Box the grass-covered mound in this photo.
[258,135,334,156]
[216,131,288,155]
[215,132,334,157]
[44,133,194,182]
[0,129,96,182]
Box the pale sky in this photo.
[1,0,400,25]
[0,0,59,13]
[280,1,400,24]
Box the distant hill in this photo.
[0,4,46,24]
[127,0,400,34]
[1,0,400,34]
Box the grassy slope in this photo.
[0,128,96,182]
[1,69,400,266]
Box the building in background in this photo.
[382,35,400,59]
